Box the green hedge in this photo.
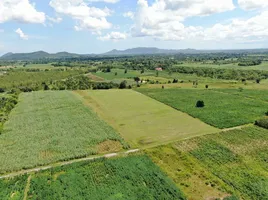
[255,118,268,129]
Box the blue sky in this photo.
[0,0,268,55]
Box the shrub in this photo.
[265,111,268,116]
[0,88,5,93]
[205,85,209,89]
[196,100,205,108]
[255,118,268,129]
[119,81,127,89]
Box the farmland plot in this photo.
[137,88,268,128]
[0,91,126,174]
[1,155,186,200]
[75,90,218,148]
[146,126,268,200]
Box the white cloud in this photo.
[0,0,45,24]
[87,0,120,2]
[238,0,268,10]
[204,11,268,41]
[47,16,62,23]
[98,31,127,41]
[123,11,134,19]
[131,0,235,39]
[49,0,113,32]
[128,0,268,44]
[15,28,29,40]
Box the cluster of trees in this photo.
[238,59,262,66]
[51,76,119,90]
[170,66,268,80]
[0,93,18,134]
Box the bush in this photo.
[265,111,268,116]
[119,81,127,89]
[255,118,268,129]
[205,85,209,89]
[196,100,205,108]
[0,88,5,93]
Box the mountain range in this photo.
[1,47,268,60]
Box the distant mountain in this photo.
[103,47,199,55]
[1,52,14,58]
[0,51,50,60]
[1,48,268,60]
[0,51,88,60]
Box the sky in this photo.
[0,0,268,55]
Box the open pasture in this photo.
[146,126,268,200]
[174,61,268,71]
[137,88,268,128]
[93,68,154,80]
[0,91,126,174]
[75,90,218,148]
[0,155,186,200]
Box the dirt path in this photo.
[0,125,252,180]
[221,124,253,132]
[23,175,32,200]
[0,149,139,180]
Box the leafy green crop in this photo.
[25,155,185,200]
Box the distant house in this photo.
[155,67,163,71]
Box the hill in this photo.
[0,51,87,60]
[2,48,268,60]
[103,47,198,55]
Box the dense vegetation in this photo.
[146,126,268,200]
[0,175,28,199]
[169,65,268,80]
[255,117,268,129]
[0,93,18,133]
[0,91,127,174]
[137,88,268,128]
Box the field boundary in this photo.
[0,124,251,180]
[0,149,139,180]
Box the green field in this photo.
[174,61,268,71]
[213,88,268,102]
[0,70,83,90]
[0,91,126,174]
[94,68,154,80]
[75,90,218,148]
[16,64,56,69]
[0,155,186,200]
[146,126,268,200]
[137,88,268,128]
